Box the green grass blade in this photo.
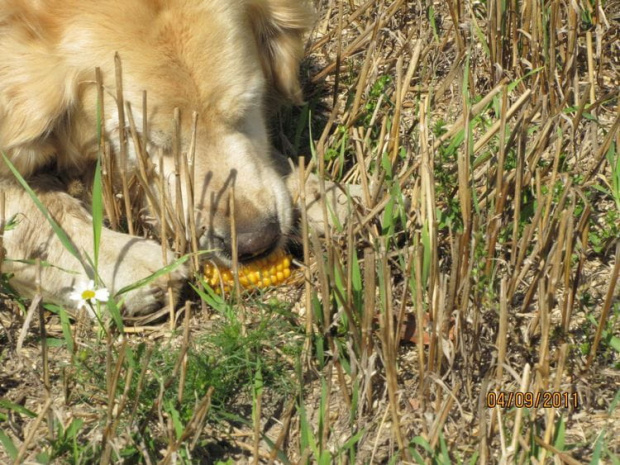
[553,414,566,452]
[92,157,104,272]
[0,430,18,461]
[44,303,75,354]
[106,297,124,332]
[0,399,36,418]
[590,431,605,464]
[115,254,188,297]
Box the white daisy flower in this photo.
[70,280,110,317]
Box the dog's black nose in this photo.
[234,218,281,261]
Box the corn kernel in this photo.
[204,248,293,293]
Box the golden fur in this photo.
[0,0,312,315]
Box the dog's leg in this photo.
[0,177,186,317]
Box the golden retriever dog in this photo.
[0,0,313,315]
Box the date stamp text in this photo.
[486,391,579,409]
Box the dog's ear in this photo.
[247,0,313,105]
[0,8,78,172]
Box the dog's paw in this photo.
[96,235,188,317]
[286,171,364,236]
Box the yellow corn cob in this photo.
[204,248,292,294]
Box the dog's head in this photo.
[0,0,312,263]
